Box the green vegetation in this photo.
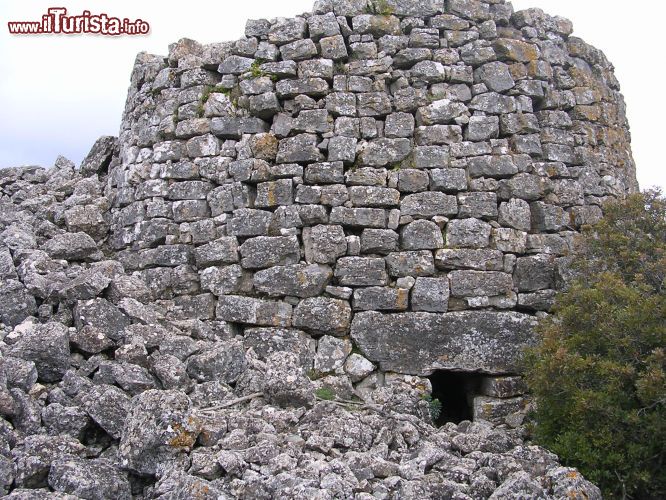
[421,393,443,422]
[307,369,325,381]
[524,190,666,499]
[249,59,267,79]
[315,387,335,401]
[196,84,237,117]
[366,0,395,16]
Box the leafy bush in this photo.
[524,190,666,499]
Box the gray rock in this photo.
[228,209,273,237]
[446,218,492,248]
[449,270,513,297]
[314,336,352,373]
[475,62,515,93]
[411,277,449,312]
[530,202,568,232]
[80,136,117,176]
[194,237,239,267]
[360,228,399,254]
[413,146,450,169]
[48,458,130,500]
[119,389,200,475]
[386,250,435,277]
[349,186,401,207]
[498,198,532,231]
[330,207,387,228]
[357,139,412,167]
[430,168,468,193]
[73,298,129,342]
[400,219,444,250]
[351,310,537,374]
[255,179,294,208]
[514,254,556,292]
[244,327,315,368]
[187,340,246,384]
[397,169,429,192]
[280,39,318,61]
[415,125,463,145]
[466,116,499,142]
[292,297,352,336]
[458,191,498,219]
[416,99,467,126]
[276,79,329,99]
[263,352,314,408]
[2,357,38,392]
[344,353,376,382]
[276,134,323,163]
[305,162,345,184]
[239,236,300,269]
[268,17,307,45]
[303,225,347,264]
[81,384,131,439]
[492,228,527,254]
[335,257,388,286]
[216,296,292,327]
[353,286,410,311]
[8,322,70,383]
[200,264,252,296]
[469,92,517,114]
[218,55,254,74]
[0,280,37,326]
[43,232,99,261]
[12,435,85,489]
[254,264,332,298]
[401,192,457,217]
[467,155,517,178]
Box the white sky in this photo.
[0,0,663,190]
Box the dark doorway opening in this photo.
[428,371,483,426]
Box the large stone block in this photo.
[253,264,332,298]
[216,296,292,327]
[239,236,300,269]
[350,311,538,374]
[292,297,352,336]
[335,257,388,286]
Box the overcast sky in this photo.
[1,0,663,190]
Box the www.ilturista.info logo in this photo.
[7,7,150,35]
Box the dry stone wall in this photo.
[109,0,636,394]
[0,0,636,496]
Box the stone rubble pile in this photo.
[0,0,636,497]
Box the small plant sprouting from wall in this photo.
[366,0,395,16]
[421,393,443,422]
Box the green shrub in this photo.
[524,190,666,499]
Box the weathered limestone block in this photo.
[216,296,292,327]
[193,237,239,267]
[239,236,300,269]
[401,192,457,217]
[292,297,352,336]
[435,248,504,271]
[351,311,538,374]
[353,286,409,311]
[448,271,513,298]
[330,207,387,228]
[303,225,347,264]
[446,218,492,248]
[118,390,200,475]
[253,264,332,298]
[335,257,388,286]
[473,396,527,425]
[386,250,435,277]
[400,220,444,250]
